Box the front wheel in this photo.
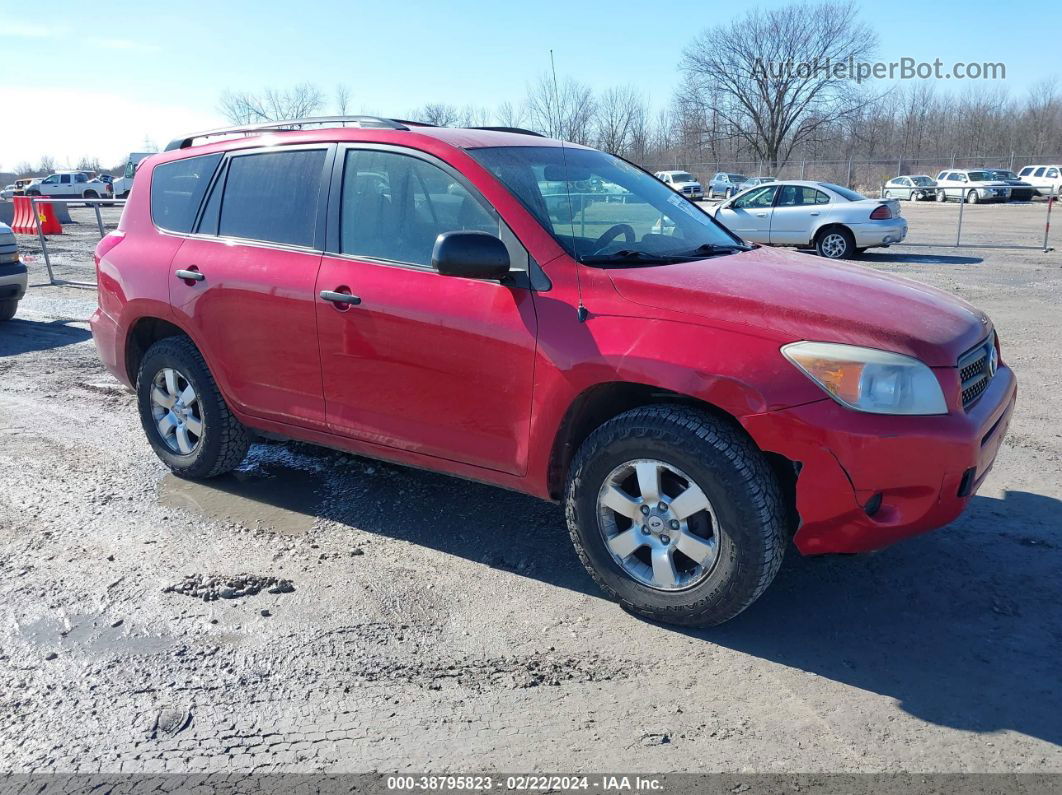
[136,336,250,479]
[0,299,17,321]
[565,406,786,627]
[936,190,947,202]
[815,227,856,259]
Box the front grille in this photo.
[958,333,995,410]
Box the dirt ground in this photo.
[1,202,1060,774]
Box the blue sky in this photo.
[1,0,1058,170]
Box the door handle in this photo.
[756,212,767,217]
[809,212,820,216]
[175,269,204,282]
[320,290,361,306]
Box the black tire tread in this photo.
[564,404,786,627]
[0,300,16,321]
[137,335,249,478]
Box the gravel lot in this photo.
[1,202,1060,774]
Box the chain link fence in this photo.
[643,155,1062,195]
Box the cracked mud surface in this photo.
[1,204,1061,773]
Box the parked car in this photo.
[113,151,155,198]
[1016,164,1062,197]
[707,172,749,199]
[711,180,907,258]
[981,170,1036,201]
[654,170,703,200]
[0,221,26,321]
[883,175,939,201]
[2,178,41,199]
[934,170,1011,203]
[90,117,1015,627]
[737,176,776,193]
[26,170,111,199]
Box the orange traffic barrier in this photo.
[11,196,33,233]
[11,195,62,235]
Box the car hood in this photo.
[606,246,989,366]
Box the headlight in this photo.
[782,342,948,415]
[0,250,19,264]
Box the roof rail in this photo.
[164,115,411,151]
[468,126,545,137]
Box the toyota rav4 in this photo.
[90,117,1016,626]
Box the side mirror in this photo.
[432,231,510,280]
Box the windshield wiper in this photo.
[681,242,751,255]
[578,250,697,265]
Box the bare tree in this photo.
[410,103,462,126]
[13,161,34,177]
[38,155,56,174]
[219,83,326,123]
[335,84,352,116]
[678,0,878,168]
[525,73,596,144]
[458,105,492,127]
[595,85,645,156]
[495,101,526,128]
[76,156,102,172]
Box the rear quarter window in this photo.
[150,154,222,233]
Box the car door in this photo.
[715,184,778,242]
[167,145,332,430]
[314,145,539,475]
[770,185,830,245]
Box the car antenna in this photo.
[551,49,588,323]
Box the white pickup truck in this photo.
[113,152,155,198]
[27,170,112,199]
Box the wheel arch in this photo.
[810,222,852,249]
[124,315,192,386]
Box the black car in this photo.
[984,169,1036,201]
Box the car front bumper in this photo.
[0,261,28,302]
[743,363,1017,554]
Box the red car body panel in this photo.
[90,125,1016,555]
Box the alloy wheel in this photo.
[820,232,848,258]
[149,367,203,454]
[596,458,719,591]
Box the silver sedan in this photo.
[710,180,908,259]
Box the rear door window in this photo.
[151,154,223,233]
[218,149,327,247]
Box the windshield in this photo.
[819,183,865,201]
[671,172,696,182]
[911,176,935,186]
[469,146,743,263]
[987,170,1016,180]
[728,174,748,182]
[967,171,991,182]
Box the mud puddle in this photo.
[159,463,324,536]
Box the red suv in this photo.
[91,117,1016,626]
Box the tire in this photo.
[815,226,855,259]
[966,190,979,204]
[0,300,17,321]
[84,190,98,199]
[136,336,250,479]
[884,190,894,199]
[564,405,786,627]
[936,190,947,203]
[26,189,40,196]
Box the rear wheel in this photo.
[884,190,895,199]
[815,227,855,259]
[966,190,979,204]
[0,300,17,321]
[936,190,947,202]
[83,190,99,199]
[565,405,786,627]
[136,336,250,479]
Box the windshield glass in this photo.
[819,183,865,201]
[469,146,743,263]
[728,174,748,182]
[911,176,935,186]
[987,170,1016,180]
[671,172,695,182]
